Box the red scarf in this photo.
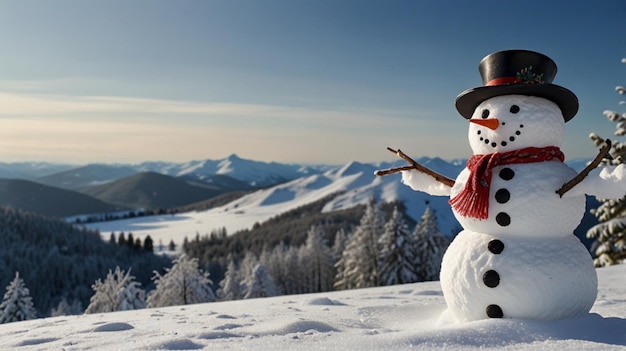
[449,146,564,220]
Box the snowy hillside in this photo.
[2,263,624,350]
[85,159,464,247]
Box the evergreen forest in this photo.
[0,206,170,317]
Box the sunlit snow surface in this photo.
[1,264,624,350]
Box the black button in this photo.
[496,212,511,226]
[486,304,503,318]
[483,270,500,288]
[488,239,504,254]
[499,168,515,180]
[495,188,510,203]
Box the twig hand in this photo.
[374,147,455,188]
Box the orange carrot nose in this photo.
[470,118,499,130]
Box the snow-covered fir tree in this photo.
[588,58,626,266]
[378,207,419,286]
[334,201,385,289]
[217,256,241,301]
[242,263,278,299]
[146,255,215,308]
[85,267,145,314]
[50,298,83,316]
[332,228,348,261]
[412,205,450,281]
[237,252,259,287]
[281,245,303,295]
[299,225,334,293]
[261,242,289,295]
[0,272,37,323]
[331,228,349,289]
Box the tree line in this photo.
[214,202,451,300]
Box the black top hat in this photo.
[455,50,578,122]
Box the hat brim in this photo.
[455,84,579,122]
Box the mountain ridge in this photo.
[80,171,225,210]
[0,178,123,217]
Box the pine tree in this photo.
[146,255,215,308]
[299,225,334,293]
[261,242,288,295]
[243,264,278,299]
[332,228,348,261]
[334,201,385,289]
[282,246,303,295]
[118,232,127,246]
[217,256,241,301]
[588,58,626,266]
[412,206,450,281]
[237,251,259,292]
[378,207,419,286]
[127,233,135,250]
[85,267,146,314]
[50,298,83,316]
[143,235,154,252]
[0,272,37,323]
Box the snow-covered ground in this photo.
[2,263,624,350]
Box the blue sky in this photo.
[0,0,624,164]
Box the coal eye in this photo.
[481,109,490,119]
[510,105,520,114]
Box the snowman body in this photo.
[451,161,584,238]
[442,161,597,321]
[402,94,600,321]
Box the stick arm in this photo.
[374,147,455,188]
[556,139,612,197]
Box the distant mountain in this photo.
[37,164,139,190]
[80,172,225,210]
[0,162,75,180]
[0,178,122,217]
[177,173,256,192]
[33,154,328,192]
[139,154,328,188]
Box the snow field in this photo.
[1,264,624,350]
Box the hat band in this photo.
[486,77,522,86]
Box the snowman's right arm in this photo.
[401,169,453,196]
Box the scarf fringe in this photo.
[449,190,489,220]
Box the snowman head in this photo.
[468,94,564,154]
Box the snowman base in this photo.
[440,230,598,322]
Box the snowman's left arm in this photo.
[560,164,626,199]
[558,140,626,199]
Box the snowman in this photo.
[384,50,626,322]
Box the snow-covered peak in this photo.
[336,161,371,177]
